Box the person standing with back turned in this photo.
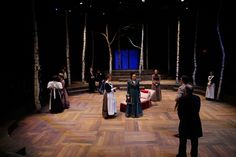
[176,84,203,157]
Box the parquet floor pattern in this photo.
[11,90,236,157]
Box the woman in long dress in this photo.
[102,74,117,119]
[47,75,64,113]
[58,73,70,109]
[125,72,143,118]
[151,69,162,101]
[205,71,215,100]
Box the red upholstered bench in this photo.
[120,89,152,112]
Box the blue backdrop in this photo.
[114,49,139,70]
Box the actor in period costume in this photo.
[87,67,96,93]
[102,74,117,119]
[175,75,191,111]
[151,69,162,101]
[125,73,143,118]
[47,75,64,113]
[176,85,203,157]
[58,73,70,109]
[95,69,105,94]
[205,71,215,100]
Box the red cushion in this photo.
[141,89,149,93]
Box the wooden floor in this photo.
[10,89,236,157]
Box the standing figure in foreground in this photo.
[176,85,203,157]
[102,74,117,118]
[151,69,162,101]
[205,71,215,100]
[125,72,143,118]
[174,75,191,137]
[47,75,64,113]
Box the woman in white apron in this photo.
[102,74,117,118]
[205,71,215,100]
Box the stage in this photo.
[1,89,236,157]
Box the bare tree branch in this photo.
[110,32,117,45]
[128,37,141,49]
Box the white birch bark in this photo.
[139,24,144,76]
[100,24,117,74]
[216,4,225,100]
[127,24,144,76]
[33,0,41,111]
[192,10,199,86]
[106,25,112,74]
[176,17,180,84]
[82,13,87,82]
[65,10,71,85]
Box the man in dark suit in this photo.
[176,84,203,157]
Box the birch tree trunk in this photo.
[216,3,225,100]
[65,10,71,85]
[33,0,41,111]
[106,25,113,74]
[139,24,144,77]
[100,24,117,74]
[127,24,144,76]
[108,42,113,74]
[192,9,199,86]
[82,13,87,82]
[176,17,180,84]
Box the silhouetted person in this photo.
[175,75,191,111]
[176,85,203,157]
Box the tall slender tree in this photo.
[139,24,144,76]
[82,13,87,82]
[192,9,199,86]
[176,16,180,84]
[127,24,145,76]
[33,0,41,111]
[100,24,117,74]
[65,10,71,85]
[216,1,225,100]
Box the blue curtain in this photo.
[114,49,139,70]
